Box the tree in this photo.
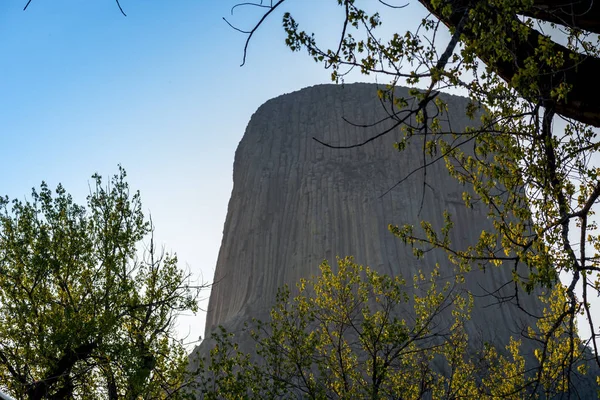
[0,167,202,399]
[194,257,587,398]
[224,0,600,392]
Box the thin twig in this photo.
[115,0,127,16]
[224,0,286,66]
[378,0,409,9]
[231,2,271,14]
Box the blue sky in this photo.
[0,0,429,346]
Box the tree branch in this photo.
[522,0,600,35]
[419,0,600,127]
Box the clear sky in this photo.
[0,0,429,347]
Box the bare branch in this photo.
[378,0,409,9]
[225,0,286,66]
[115,0,127,17]
[313,92,439,149]
[231,2,272,15]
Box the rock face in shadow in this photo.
[203,83,540,343]
[194,83,595,395]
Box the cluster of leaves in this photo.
[0,167,201,399]
[196,257,589,398]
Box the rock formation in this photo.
[194,83,595,395]
[202,83,540,341]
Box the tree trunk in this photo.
[524,0,600,34]
[26,342,97,400]
[419,0,600,127]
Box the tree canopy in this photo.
[0,168,202,399]
[228,0,600,126]
[195,257,591,398]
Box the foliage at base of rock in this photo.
[193,257,594,399]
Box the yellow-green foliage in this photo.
[197,257,591,398]
[0,168,199,400]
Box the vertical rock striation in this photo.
[202,83,542,348]
[193,83,600,396]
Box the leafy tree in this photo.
[194,257,587,398]
[224,0,600,383]
[0,167,202,399]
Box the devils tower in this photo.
[194,83,596,397]
[202,83,541,342]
